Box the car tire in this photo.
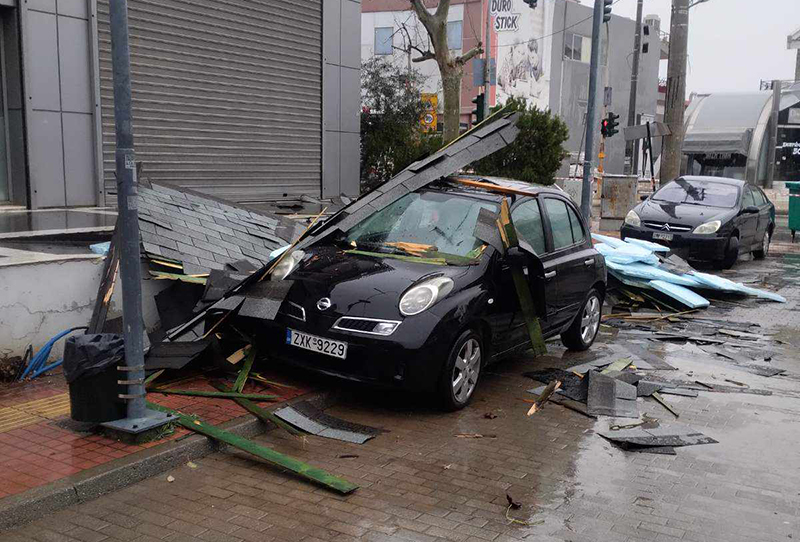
[718,235,739,269]
[437,329,483,411]
[753,229,770,260]
[561,289,603,352]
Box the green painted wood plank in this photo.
[148,389,277,401]
[233,347,256,393]
[146,401,359,494]
[210,381,302,436]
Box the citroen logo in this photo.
[661,223,671,231]
[316,297,332,311]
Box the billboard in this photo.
[493,0,554,110]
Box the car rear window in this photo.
[544,198,575,250]
[651,179,739,208]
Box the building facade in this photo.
[361,0,663,175]
[0,0,361,209]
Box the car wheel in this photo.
[561,289,603,351]
[753,229,770,259]
[438,329,483,411]
[718,235,739,269]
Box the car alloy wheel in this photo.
[580,295,601,344]
[452,338,481,404]
[762,231,770,255]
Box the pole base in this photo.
[101,409,176,444]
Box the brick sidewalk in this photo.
[4,254,800,542]
[0,368,310,500]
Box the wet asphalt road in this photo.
[5,254,800,542]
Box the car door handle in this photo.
[584,258,595,266]
[544,271,557,279]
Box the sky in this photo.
[610,0,800,95]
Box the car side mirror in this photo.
[640,194,648,201]
[741,205,759,215]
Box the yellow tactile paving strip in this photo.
[0,393,70,433]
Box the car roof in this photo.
[677,175,746,187]
[436,175,567,200]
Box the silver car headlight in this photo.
[269,250,304,280]
[692,220,721,234]
[399,277,454,316]
[624,210,641,227]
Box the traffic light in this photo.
[606,112,620,137]
[600,118,609,138]
[603,0,613,22]
[522,0,538,8]
[471,93,485,125]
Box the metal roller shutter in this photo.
[97,0,322,205]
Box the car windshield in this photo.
[651,178,739,209]
[342,190,497,259]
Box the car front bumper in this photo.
[239,311,456,393]
[620,225,729,261]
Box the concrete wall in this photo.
[550,0,661,175]
[323,0,362,198]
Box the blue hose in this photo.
[19,327,86,381]
[30,359,63,379]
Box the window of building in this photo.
[447,20,463,51]
[375,27,394,55]
[564,32,591,63]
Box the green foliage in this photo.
[472,97,569,185]
[360,58,442,192]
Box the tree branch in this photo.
[409,0,434,30]
[455,45,483,66]
[412,51,436,63]
[394,23,436,64]
[434,0,451,20]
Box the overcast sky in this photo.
[611,0,800,94]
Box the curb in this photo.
[0,390,336,531]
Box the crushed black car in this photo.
[620,176,775,269]
[239,177,607,410]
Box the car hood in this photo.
[285,244,483,320]
[636,199,735,226]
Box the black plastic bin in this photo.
[64,334,126,423]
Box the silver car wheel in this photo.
[762,231,770,255]
[580,295,601,344]
[452,338,481,404]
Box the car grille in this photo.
[333,317,401,336]
[281,301,306,322]
[642,221,692,232]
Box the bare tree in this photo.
[399,0,482,143]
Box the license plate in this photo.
[652,232,673,241]
[286,329,348,359]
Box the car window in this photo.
[566,203,585,244]
[543,198,574,250]
[753,188,767,206]
[511,200,546,255]
[651,178,739,208]
[742,187,756,208]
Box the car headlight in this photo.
[399,277,454,316]
[624,210,641,227]
[692,220,721,234]
[269,250,304,280]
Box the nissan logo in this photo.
[316,297,332,311]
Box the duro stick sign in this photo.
[490,0,520,32]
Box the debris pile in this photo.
[592,233,786,309]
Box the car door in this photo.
[753,187,772,244]
[739,186,758,249]
[540,197,597,328]
[510,198,560,333]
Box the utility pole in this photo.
[766,79,781,189]
[625,0,644,175]
[580,0,605,219]
[660,0,689,182]
[483,0,492,115]
[103,0,172,436]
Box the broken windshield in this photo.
[651,179,739,209]
[343,191,497,258]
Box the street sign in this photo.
[420,93,438,132]
[472,58,497,86]
[623,121,671,141]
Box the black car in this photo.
[620,176,775,269]
[247,177,606,410]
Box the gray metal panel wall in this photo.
[97,0,323,204]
